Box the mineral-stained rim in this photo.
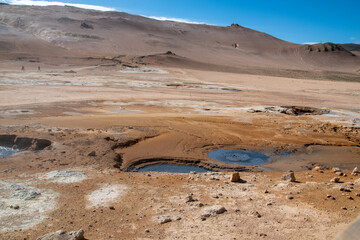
[0,134,52,151]
[122,157,259,172]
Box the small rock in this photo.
[264,190,269,194]
[159,216,172,224]
[331,177,340,183]
[356,193,360,197]
[250,210,261,218]
[332,167,342,173]
[174,216,182,221]
[281,171,296,182]
[341,207,347,210]
[336,172,344,176]
[109,206,115,210]
[145,229,150,233]
[313,166,321,171]
[230,172,240,182]
[266,202,272,206]
[197,203,204,207]
[200,205,227,220]
[185,194,195,203]
[36,229,85,240]
[287,195,294,200]
[352,167,360,176]
[327,194,332,198]
[347,195,354,200]
[88,151,96,157]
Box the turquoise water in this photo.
[208,149,269,165]
[138,164,209,173]
[0,146,20,157]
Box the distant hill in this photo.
[339,44,360,52]
[0,4,359,74]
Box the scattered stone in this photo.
[174,216,182,221]
[145,229,150,233]
[287,195,294,200]
[336,172,344,176]
[230,172,240,182]
[250,209,262,218]
[109,206,115,210]
[185,193,195,203]
[347,196,354,200]
[331,177,340,183]
[80,22,94,29]
[352,167,360,176]
[197,203,204,207]
[200,205,227,220]
[264,190,269,194]
[327,194,332,198]
[340,185,346,191]
[332,167,342,173]
[36,229,85,240]
[356,193,360,197]
[159,216,172,224]
[88,151,96,157]
[313,166,321,171]
[266,202,272,206]
[341,207,347,210]
[281,171,296,182]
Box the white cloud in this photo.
[350,37,356,41]
[303,42,319,45]
[1,0,115,11]
[147,16,204,25]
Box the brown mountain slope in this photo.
[0,4,359,73]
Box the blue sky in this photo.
[2,0,360,44]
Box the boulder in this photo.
[281,171,296,182]
[36,230,85,240]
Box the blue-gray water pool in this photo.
[138,164,209,173]
[0,146,20,157]
[208,149,269,165]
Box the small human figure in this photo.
[38,66,40,71]
[21,66,24,71]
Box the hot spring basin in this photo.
[208,149,269,165]
[0,146,20,157]
[138,164,209,173]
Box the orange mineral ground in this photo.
[0,4,360,240]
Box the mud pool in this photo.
[208,149,269,165]
[0,146,19,158]
[138,164,209,173]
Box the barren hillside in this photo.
[0,4,359,74]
